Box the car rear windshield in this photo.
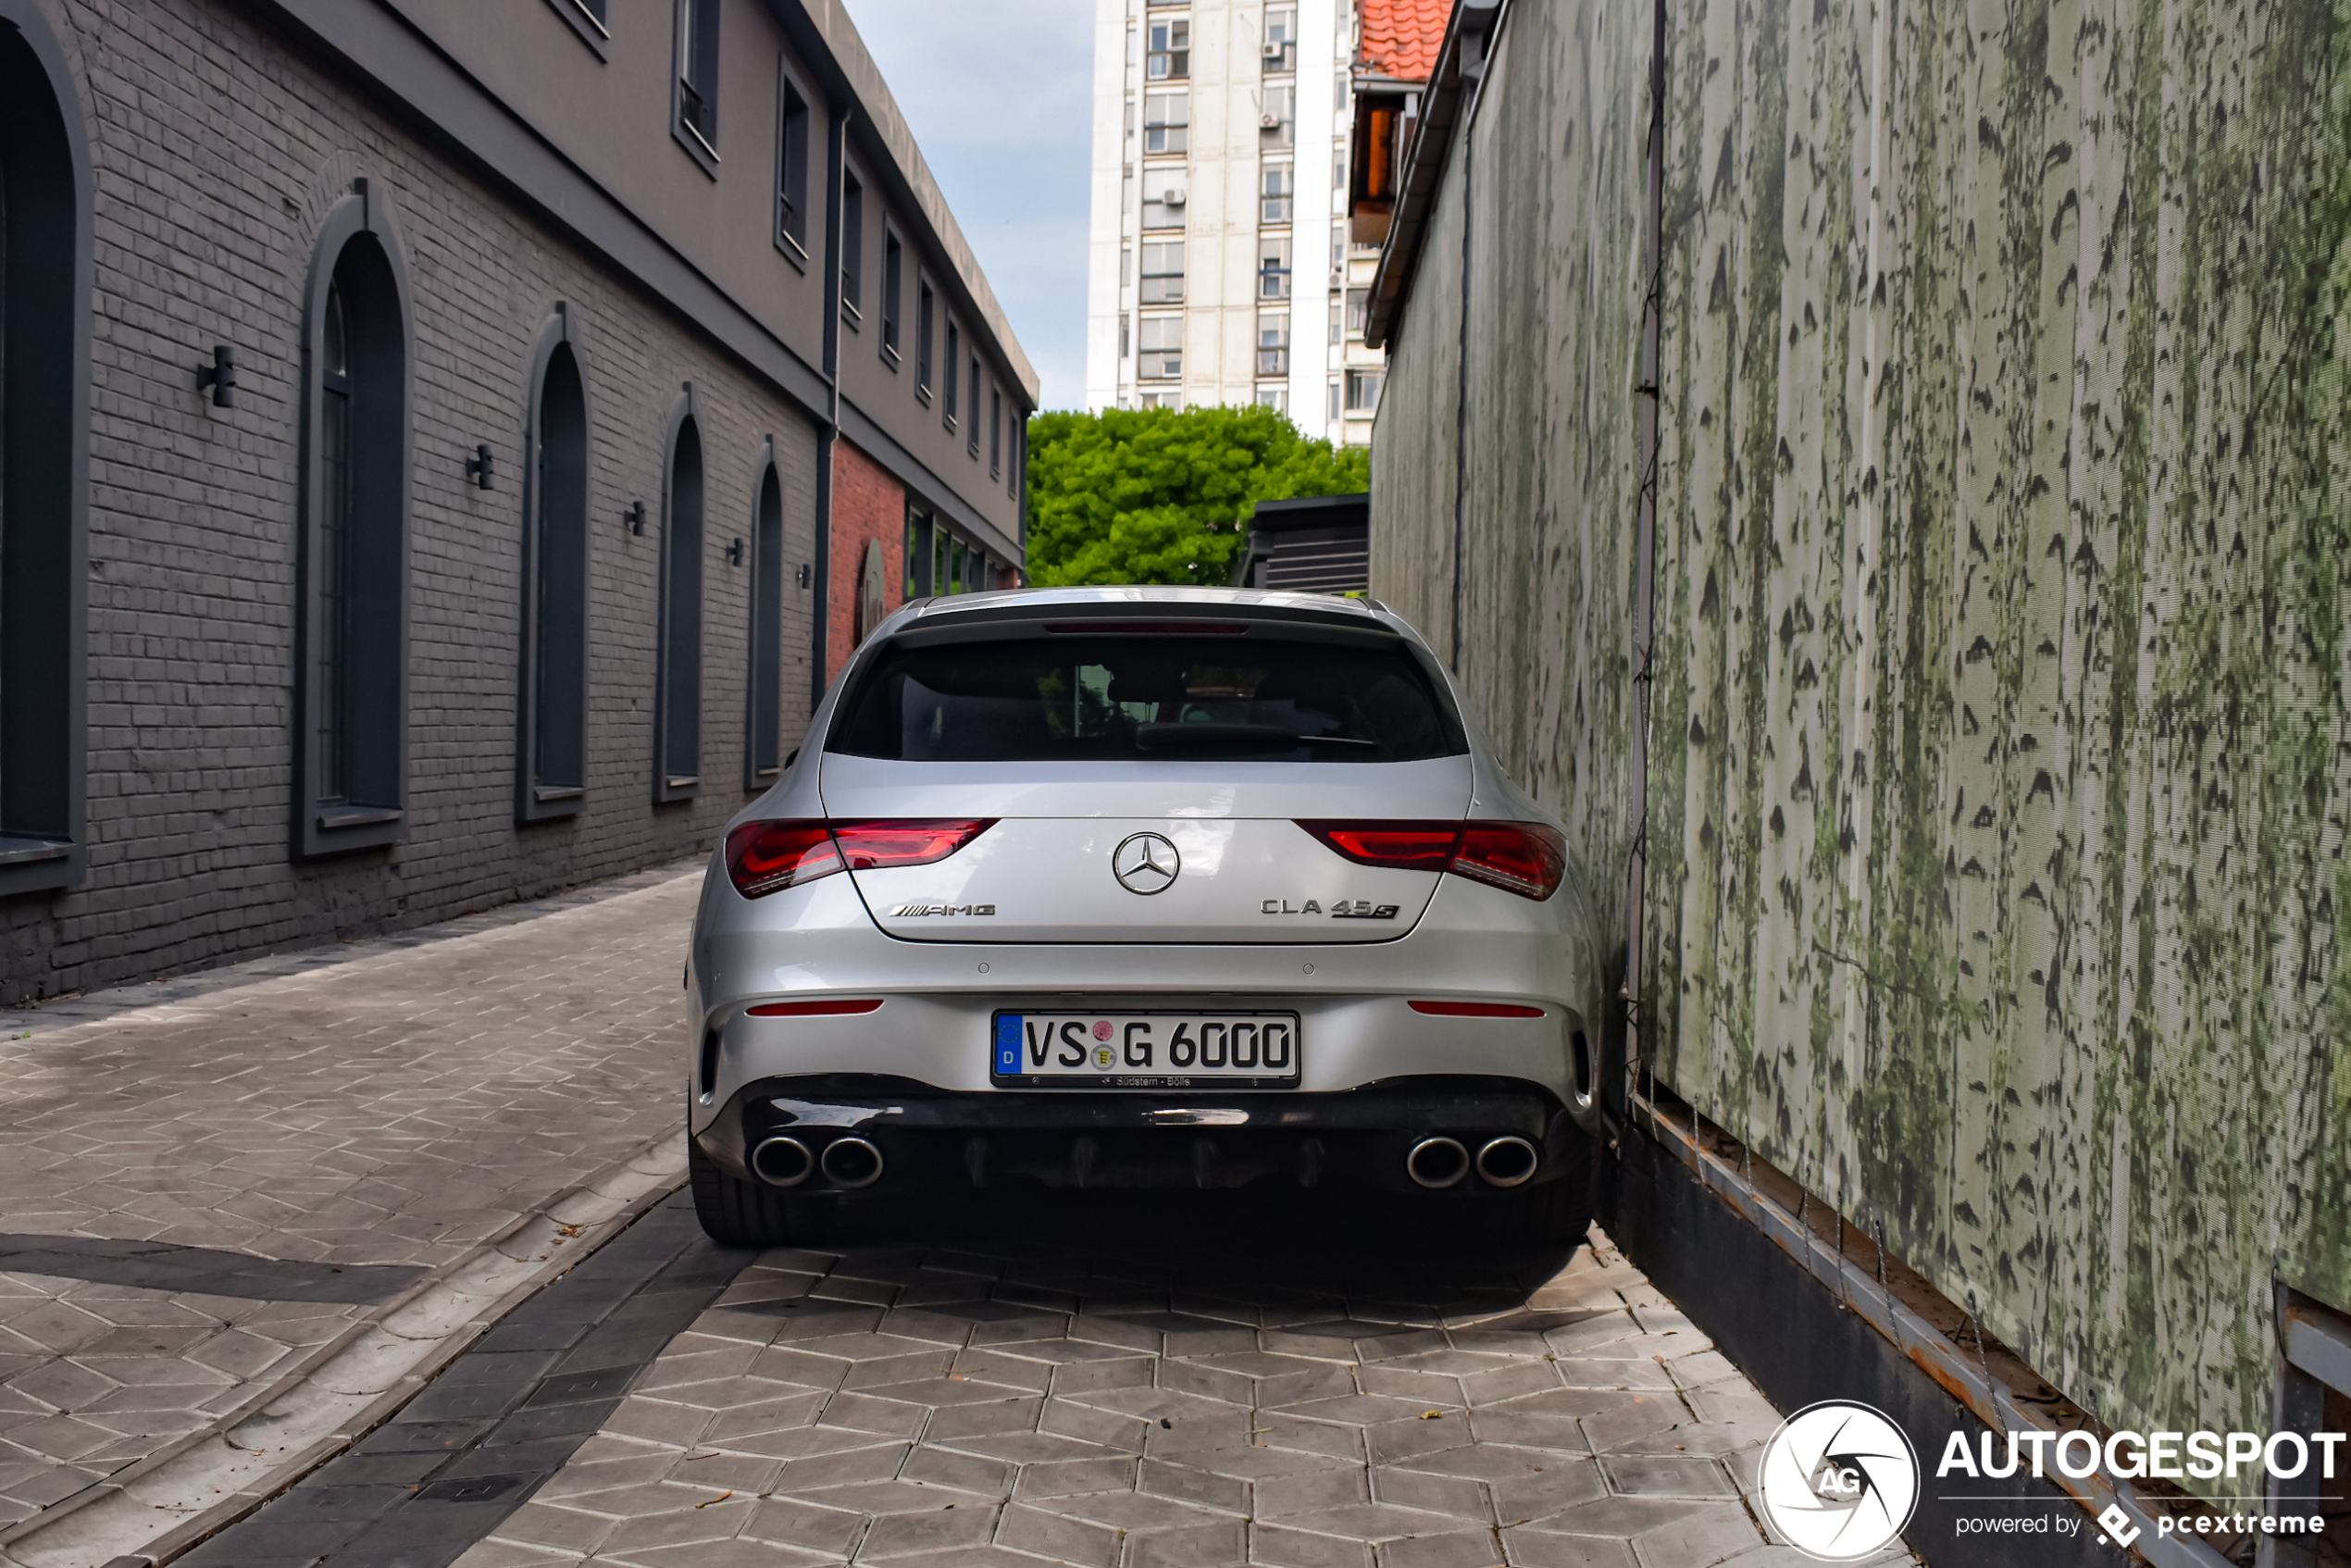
[827,628,1468,764]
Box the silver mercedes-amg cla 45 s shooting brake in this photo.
[685,586,1608,1246]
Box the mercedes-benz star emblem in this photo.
[1112,832,1181,895]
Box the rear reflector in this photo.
[726,818,994,899]
[746,999,885,1017]
[1296,819,1567,901]
[1410,1000,1546,1019]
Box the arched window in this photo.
[518,310,591,820]
[655,389,703,801]
[745,454,785,788]
[0,6,92,897]
[297,183,411,857]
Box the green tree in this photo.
[1023,405,1368,587]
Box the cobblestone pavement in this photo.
[416,1194,1917,1568]
[0,865,703,1535]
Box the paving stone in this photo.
[0,874,702,1540]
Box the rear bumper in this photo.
[693,1073,1587,1198]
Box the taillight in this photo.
[829,819,995,869]
[725,818,994,900]
[1297,819,1566,902]
[726,821,840,898]
[1452,823,1566,900]
[1294,821,1462,871]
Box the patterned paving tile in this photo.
[0,865,700,1529]
[433,1213,1922,1568]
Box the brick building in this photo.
[0,0,1034,1002]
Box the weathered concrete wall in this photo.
[1372,0,2351,1451]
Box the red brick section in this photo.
[1359,0,1448,81]
[827,439,905,679]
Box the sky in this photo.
[843,0,1095,412]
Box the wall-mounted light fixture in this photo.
[465,443,494,490]
[796,563,813,589]
[626,501,647,535]
[195,344,237,408]
[726,538,745,566]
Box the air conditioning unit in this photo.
[1262,41,1285,58]
[1163,187,1187,205]
[1260,112,1282,130]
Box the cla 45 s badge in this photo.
[1261,899,1400,919]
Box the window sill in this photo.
[541,0,609,56]
[916,385,931,406]
[671,117,720,180]
[518,780,585,823]
[317,805,403,829]
[0,836,79,897]
[776,230,809,271]
[299,803,404,858]
[840,301,863,329]
[881,342,900,369]
[0,837,70,867]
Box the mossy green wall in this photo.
[1370,0,2351,1454]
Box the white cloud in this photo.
[845,0,1094,410]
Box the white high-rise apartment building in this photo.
[1084,0,1379,445]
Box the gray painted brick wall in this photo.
[6,0,827,1002]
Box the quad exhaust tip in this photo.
[750,1135,813,1188]
[820,1135,885,1189]
[1476,1135,1540,1188]
[1406,1136,1470,1188]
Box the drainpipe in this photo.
[1448,131,1473,673]
[812,100,846,703]
[1623,0,1665,1118]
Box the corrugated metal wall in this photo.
[1370,0,2351,1451]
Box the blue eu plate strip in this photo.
[994,1014,1023,1076]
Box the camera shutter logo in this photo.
[1112,832,1181,895]
[1758,1400,1920,1561]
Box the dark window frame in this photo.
[904,506,932,597]
[654,385,705,803]
[989,384,1001,479]
[745,440,787,790]
[0,1,93,897]
[915,279,935,403]
[541,0,609,56]
[774,65,810,264]
[295,181,414,858]
[840,169,864,324]
[966,355,981,455]
[880,228,902,365]
[672,0,721,177]
[516,306,592,823]
[943,318,960,429]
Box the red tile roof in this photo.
[1357,0,1449,84]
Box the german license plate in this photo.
[990,1011,1301,1089]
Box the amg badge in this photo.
[891,902,996,917]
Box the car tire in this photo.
[689,1139,837,1246]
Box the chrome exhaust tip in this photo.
[749,1135,813,1188]
[1476,1135,1540,1188]
[1405,1136,1470,1189]
[820,1135,884,1189]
